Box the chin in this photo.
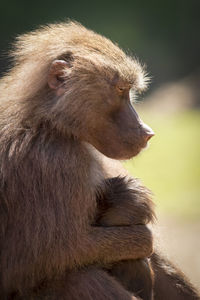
[103,147,143,161]
[93,141,148,161]
[120,143,150,160]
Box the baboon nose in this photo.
[145,132,154,142]
[141,123,155,142]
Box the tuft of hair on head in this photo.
[0,21,148,108]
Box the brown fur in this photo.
[96,176,200,299]
[151,253,200,300]
[0,21,153,299]
[96,176,155,300]
[0,21,199,300]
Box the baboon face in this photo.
[82,79,154,160]
[48,59,154,160]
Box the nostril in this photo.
[139,123,155,143]
[146,129,155,139]
[145,132,154,142]
[142,129,155,143]
[140,123,155,142]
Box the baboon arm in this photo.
[80,225,153,266]
[151,253,200,300]
[1,142,153,292]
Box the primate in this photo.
[0,21,199,299]
[96,176,155,300]
[96,175,200,300]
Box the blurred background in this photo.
[0,0,199,290]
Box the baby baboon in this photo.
[96,176,155,300]
[0,21,199,300]
[96,175,200,300]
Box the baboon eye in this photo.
[116,86,125,95]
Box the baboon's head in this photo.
[13,22,154,160]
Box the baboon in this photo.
[96,176,155,300]
[0,21,199,299]
[96,175,200,300]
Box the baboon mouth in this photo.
[141,141,150,150]
[125,140,149,152]
[128,142,149,158]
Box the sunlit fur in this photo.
[0,21,199,300]
[0,22,148,137]
[0,21,153,299]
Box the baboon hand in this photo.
[114,225,153,259]
[91,224,153,262]
[128,225,153,258]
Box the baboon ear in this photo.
[47,60,70,95]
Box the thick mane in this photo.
[0,20,198,300]
[0,21,147,106]
[11,21,124,64]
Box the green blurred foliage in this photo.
[124,110,200,220]
[0,0,200,88]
